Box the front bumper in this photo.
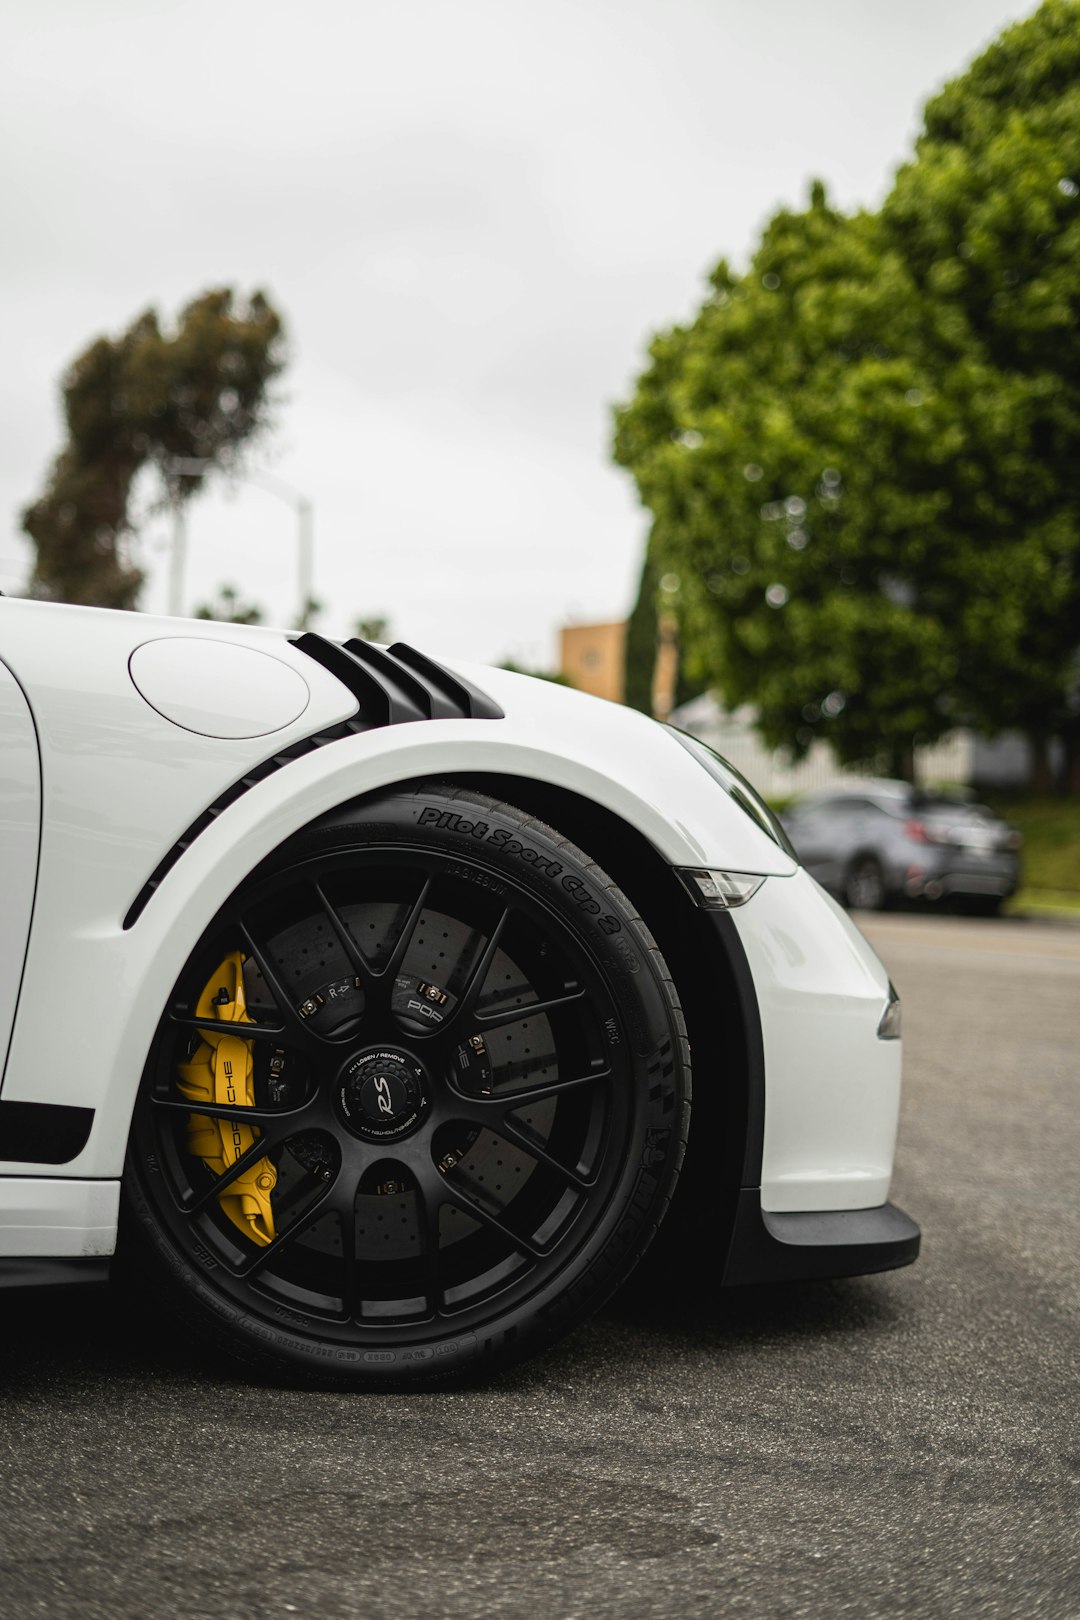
[903,850,1020,902]
[728,870,903,1212]
[723,1191,920,1285]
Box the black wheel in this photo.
[124,783,689,1386]
[843,855,887,912]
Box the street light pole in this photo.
[168,498,187,618]
[297,496,315,629]
[162,456,315,624]
[244,468,317,629]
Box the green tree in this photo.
[498,659,572,686]
[623,545,664,715]
[614,0,1080,786]
[883,0,1080,787]
[194,583,266,625]
[354,615,391,644]
[623,546,700,716]
[23,288,285,609]
[615,191,965,775]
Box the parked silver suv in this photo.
[781,781,1022,914]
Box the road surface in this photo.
[0,913,1077,1618]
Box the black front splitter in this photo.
[722,1191,920,1286]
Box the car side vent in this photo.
[123,637,503,929]
[291,634,504,723]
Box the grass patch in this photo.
[1005,888,1080,918]
[982,795,1080,895]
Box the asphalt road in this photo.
[1,913,1077,1620]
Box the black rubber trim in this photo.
[722,1192,921,1285]
[122,716,368,928]
[123,637,503,930]
[0,1256,110,1290]
[0,1100,95,1164]
[708,913,767,1187]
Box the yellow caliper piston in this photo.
[177,951,276,1246]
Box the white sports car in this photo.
[0,599,918,1383]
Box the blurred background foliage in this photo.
[22,289,284,609]
[615,0,1080,790]
[193,583,265,626]
[987,792,1080,908]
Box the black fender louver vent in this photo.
[123,637,503,928]
[292,634,504,724]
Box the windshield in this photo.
[665,727,799,861]
[914,794,999,824]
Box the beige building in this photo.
[559,620,626,703]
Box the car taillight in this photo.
[905,818,951,846]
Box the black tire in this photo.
[123,782,690,1387]
[843,855,887,912]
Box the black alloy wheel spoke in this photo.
[488,1116,595,1192]
[310,881,369,980]
[451,1064,611,1112]
[167,1013,290,1044]
[324,1172,362,1319]
[411,1167,446,1316]
[473,987,586,1033]
[437,1176,547,1262]
[236,1178,337,1279]
[151,1095,315,1129]
[237,921,323,1049]
[454,906,513,1022]
[339,1210,360,1321]
[435,1095,596,1191]
[372,876,433,986]
[478,1050,561,1087]
[179,1129,290,1218]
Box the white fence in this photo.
[670,695,975,801]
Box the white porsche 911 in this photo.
[0,599,918,1383]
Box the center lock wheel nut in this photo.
[336,1047,430,1143]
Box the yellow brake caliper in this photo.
[177,951,277,1247]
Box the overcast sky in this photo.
[1,0,1036,667]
